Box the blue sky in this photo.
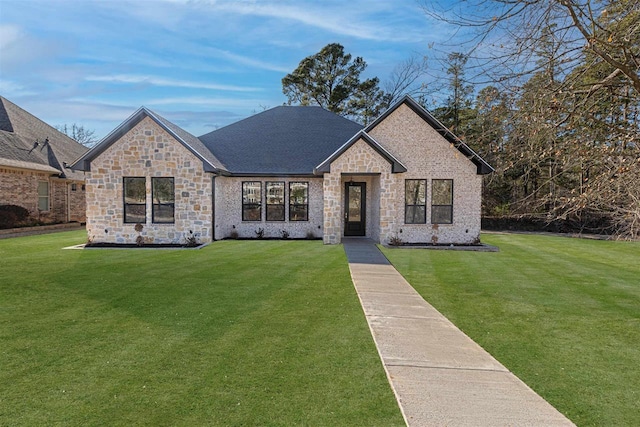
[0,0,457,139]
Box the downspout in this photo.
[211,174,216,241]
[67,182,71,222]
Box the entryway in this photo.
[344,182,366,236]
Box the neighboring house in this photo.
[0,96,88,225]
[72,95,493,245]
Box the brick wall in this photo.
[85,117,213,244]
[0,167,85,224]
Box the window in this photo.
[152,177,175,223]
[289,182,309,221]
[242,181,262,221]
[266,181,285,221]
[37,181,49,211]
[404,179,426,224]
[71,183,77,192]
[81,184,86,191]
[123,177,146,223]
[432,179,453,224]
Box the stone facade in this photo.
[0,167,85,224]
[322,139,397,244]
[214,176,324,240]
[79,98,487,246]
[322,103,482,245]
[85,117,213,244]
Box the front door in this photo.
[344,182,366,236]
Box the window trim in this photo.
[242,181,262,222]
[431,179,454,224]
[123,176,147,224]
[289,181,309,222]
[265,181,285,222]
[404,179,426,224]
[151,177,175,224]
[37,181,50,212]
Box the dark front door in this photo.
[344,182,366,236]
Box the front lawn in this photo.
[0,231,404,426]
[381,233,640,427]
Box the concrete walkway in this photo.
[343,238,575,427]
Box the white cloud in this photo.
[85,74,262,92]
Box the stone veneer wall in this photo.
[0,167,85,224]
[323,138,397,244]
[214,176,324,240]
[85,117,213,244]
[368,103,482,244]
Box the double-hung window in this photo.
[266,181,285,221]
[289,182,308,221]
[123,177,146,223]
[152,177,175,223]
[242,181,262,221]
[405,179,426,224]
[431,179,453,224]
[37,181,49,211]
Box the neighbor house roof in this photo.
[198,106,364,175]
[71,107,227,173]
[365,95,495,175]
[0,96,89,179]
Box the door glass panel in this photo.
[348,186,361,222]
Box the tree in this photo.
[282,43,387,124]
[423,0,640,238]
[421,0,640,97]
[56,123,98,147]
[431,52,476,134]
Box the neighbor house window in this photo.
[152,177,175,223]
[266,181,285,221]
[289,182,308,221]
[242,181,262,221]
[123,177,146,223]
[432,179,453,224]
[37,181,49,211]
[71,183,77,192]
[405,179,426,224]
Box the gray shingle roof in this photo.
[198,106,364,175]
[0,96,89,179]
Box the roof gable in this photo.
[71,107,226,173]
[366,95,494,175]
[198,106,363,175]
[0,96,88,179]
[314,130,407,174]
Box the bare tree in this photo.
[56,123,98,147]
[421,0,639,95]
[383,55,429,105]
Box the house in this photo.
[71,95,493,245]
[0,96,88,226]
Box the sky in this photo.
[0,0,458,140]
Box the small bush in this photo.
[255,228,264,239]
[281,230,290,239]
[228,230,239,239]
[306,231,315,240]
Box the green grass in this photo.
[0,231,404,427]
[381,233,640,427]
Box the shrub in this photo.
[0,205,30,229]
